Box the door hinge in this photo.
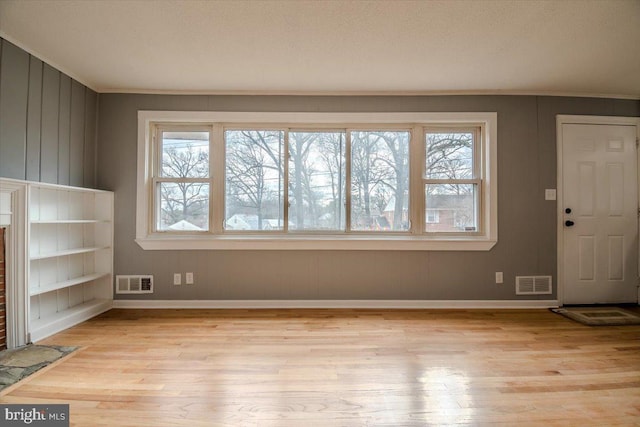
[636,137,639,148]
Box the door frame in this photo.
[556,115,640,306]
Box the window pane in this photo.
[225,130,285,231]
[425,184,477,232]
[351,131,410,231]
[161,131,210,178]
[289,131,345,231]
[425,132,474,179]
[157,182,209,231]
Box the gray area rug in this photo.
[0,345,77,391]
[552,307,640,326]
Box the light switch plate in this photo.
[545,189,556,201]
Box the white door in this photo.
[562,123,638,304]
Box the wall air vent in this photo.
[516,276,552,295]
[116,275,153,294]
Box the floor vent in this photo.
[116,275,153,294]
[516,276,552,295]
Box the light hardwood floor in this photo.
[2,309,640,426]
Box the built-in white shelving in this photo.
[30,246,110,260]
[28,182,114,342]
[29,272,111,296]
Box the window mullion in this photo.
[345,130,352,232]
[149,128,159,234]
[412,125,425,234]
[212,124,224,234]
[283,130,290,233]
[474,126,482,179]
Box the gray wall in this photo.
[1,39,638,302]
[98,94,639,301]
[0,39,98,187]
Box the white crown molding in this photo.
[99,88,640,100]
[113,299,560,309]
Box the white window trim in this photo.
[136,111,498,250]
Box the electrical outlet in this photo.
[186,272,194,285]
[495,272,504,284]
[173,273,182,286]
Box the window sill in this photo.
[135,234,497,251]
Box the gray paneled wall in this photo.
[98,93,639,301]
[0,39,98,187]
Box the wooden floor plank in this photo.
[1,308,639,426]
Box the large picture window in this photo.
[137,112,497,250]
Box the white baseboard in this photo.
[30,299,113,342]
[112,299,559,309]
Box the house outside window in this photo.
[425,209,440,224]
[424,129,480,234]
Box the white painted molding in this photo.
[0,178,29,348]
[113,299,559,309]
[30,300,112,342]
[102,87,640,100]
[135,236,497,251]
[556,115,640,126]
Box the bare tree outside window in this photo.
[289,131,345,231]
[425,132,478,232]
[351,131,410,231]
[225,130,284,231]
[152,126,481,235]
[157,131,210,231]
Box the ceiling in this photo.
[1,0,639,98]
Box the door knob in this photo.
[565,220,575,227]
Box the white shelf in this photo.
[27,183,114,342]
[30,246,109,260]
[31,219,109,224]
[30,273,110,296]
[30,298,113,342]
